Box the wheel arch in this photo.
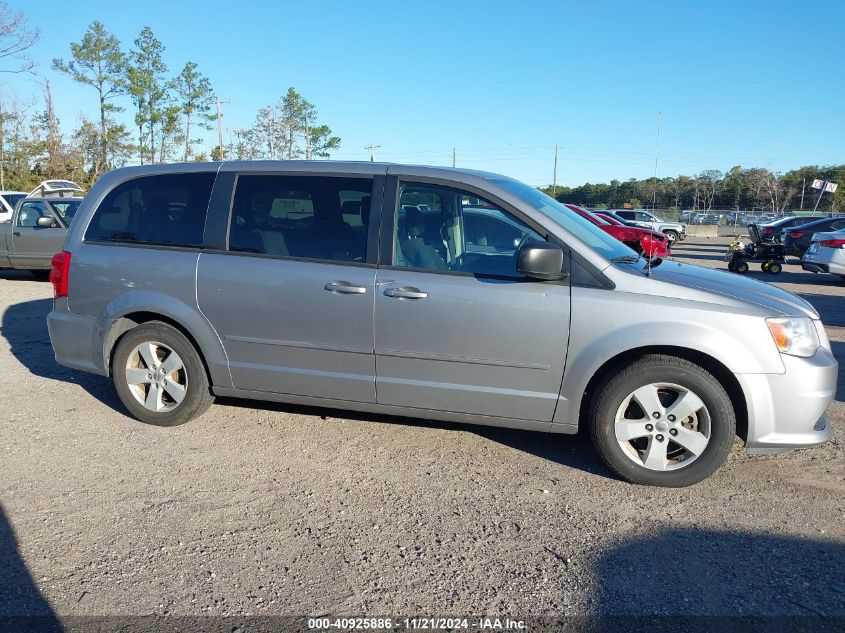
[575,345,748,441]
[100,293,232,388]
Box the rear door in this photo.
[197,171,382,403]
[10,201,66,268]
[373,176,570,422]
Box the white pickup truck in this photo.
[613,209,687,244]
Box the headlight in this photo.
[766,317,820,357]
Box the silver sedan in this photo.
[802,229,845,280]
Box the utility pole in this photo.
[452,147,456,168]
[800,177,806,210]
[364,143,381,162]
[215,96,231,161]
[0,97,4,190]
[552,144,558,198]
[653,111,661,211]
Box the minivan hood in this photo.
[614,260,819,319]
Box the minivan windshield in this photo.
[490,178,638,262]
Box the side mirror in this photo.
[36,216,57,228]
[517,241,567,281]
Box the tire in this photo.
[727,260,735,272]
[111,321,213,426]
[589,355,736,487]
[664,230,679,245]
[768,262,782,274]
[735,261,749,274]
[30,270,51,281]
[761,261,770,272]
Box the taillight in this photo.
[789,232,805,239]
[763,228,774,235]
[820,239,845,249]
[50,251,71,298]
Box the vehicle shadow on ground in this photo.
[831,342,845,403]
[672,252,727,262]
[0,503,62,631]
[0,298,122,413]
[218,396,617,481]
[592,527,845,626]
[799,293,845,328]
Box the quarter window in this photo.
[393,182,543,277]
[228,175,372,262]
[85,172,216,247]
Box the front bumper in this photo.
[739,347,837,454]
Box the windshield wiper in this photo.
[611,255,641,264]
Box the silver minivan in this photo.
[47,162,837,486]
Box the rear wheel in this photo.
[112,322,213,426]
[768,262,782,274]
[761,261,771,272]
[589,355,735,487]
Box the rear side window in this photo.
[86,172,216,247]
[228,175,372,262]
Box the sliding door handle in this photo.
[324,281,367,294]
[384,287,428,299]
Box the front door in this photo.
[374,179,571,422]
[11,201,66,268]
[197,173,380,403]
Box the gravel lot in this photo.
[1,237,843,627]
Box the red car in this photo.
[563,204,670,258]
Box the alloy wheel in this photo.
[614,382,711,471]
[125,341,188,412]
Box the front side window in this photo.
[393,182,542,277]
[228,175,372,262]
[86,172,215,247]
[17,201,51,227]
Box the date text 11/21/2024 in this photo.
[307,617,527,630]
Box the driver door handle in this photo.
[324,281,367,294]
[384,287,428,299]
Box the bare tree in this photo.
[0,2,39,74]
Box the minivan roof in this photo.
[104,160,517,184]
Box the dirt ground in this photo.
[1,237,843,627]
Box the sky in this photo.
[6,0,845,186]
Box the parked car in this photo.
[692,213,721,225]
[47,162,836,487]
[782,216,845,257]
[565,204,669,258]
[753,216,815,243]
[0,197,83,277]
[612,209,686,244]
[801,229,845,281]
[0,190,28,223]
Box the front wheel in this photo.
[589,355,736,487]
[112,321,214,426]
[664,230,679,245]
